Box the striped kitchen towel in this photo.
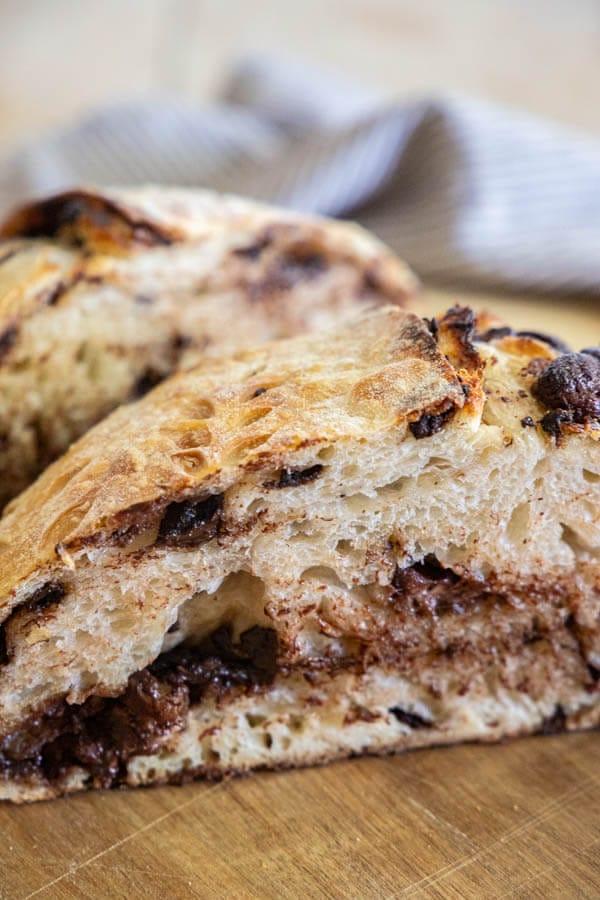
[1,55,599,294]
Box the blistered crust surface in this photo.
[0,307,465,604]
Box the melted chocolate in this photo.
[532,352,600,425]
[24,582,66,615]
[0,625,278,788]
[158,494,223,547]
[409,408,454,439]
[274,464,324,488]
[392,556,494,618]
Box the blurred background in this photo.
[0,0,598,341]
[1,0,600,144]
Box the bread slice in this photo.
[0,186,416,510]
[0,305,598,802]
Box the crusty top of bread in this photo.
[0,306,469,602]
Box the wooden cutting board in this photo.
[1,290,598,900]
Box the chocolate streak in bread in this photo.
[0,558,594,791]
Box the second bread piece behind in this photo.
[0,186,417,510]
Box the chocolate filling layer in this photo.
[0,625,277,789]
[0,560,592,791]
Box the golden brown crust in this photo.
[0,307,464,607]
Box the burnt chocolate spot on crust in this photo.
[0,326,18,363]
[2,192,174,249]
[158,494,223,547]
[248,248,328,302]
[538,705,567,735]
[520,416,536,428]
[24,581,66,615]
[409,407,455,439]
[273,464,324,488]
[440,305,476,343]
[389,707,432,729]
[516,331,570,353]
[532,352,600,431]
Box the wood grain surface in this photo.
[0,293,598,900]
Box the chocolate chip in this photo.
[0,326,18,363]
[389,707,432,729]
[252,388,267,398]
[274,464,323,488]
[520,416,536,428]
[532,352,600,422]
[24,581,66,615]
[409,408,454,439]
[538,705,567,735]
[516,331,570,353]
[158,494,223,547]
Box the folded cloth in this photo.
[1,56,600,293]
